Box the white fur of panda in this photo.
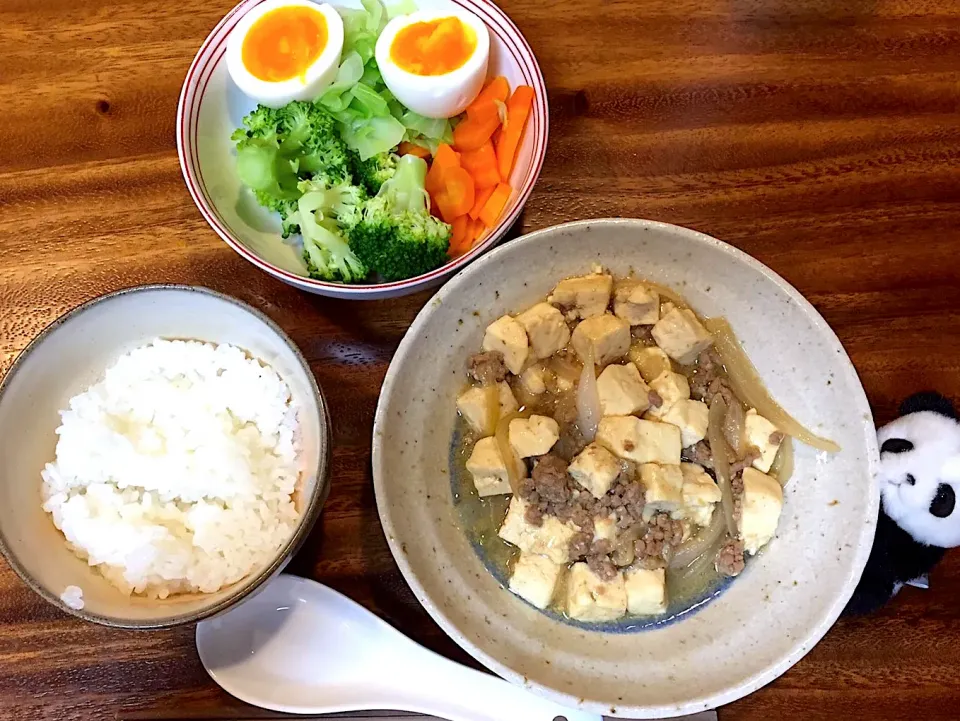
[878,407,960,548]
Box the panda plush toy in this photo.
[845,392,960,615]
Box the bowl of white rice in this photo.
[0,285,330,628]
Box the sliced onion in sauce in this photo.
[703,317,841,453]
[769,436,795,487]
[495,411,529,495]
[576,348,601,442]
[673,536,724,585]
[722,398,745,456]
[611,523,646,567]
[669,507,725,569]
[708,397,738,536]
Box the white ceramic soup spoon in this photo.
[195,574,602,721]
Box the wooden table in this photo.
[2,0,960,718]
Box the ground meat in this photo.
[770,431,785,445]
[552,400,588,461]
[689,349,721,400]
[681,440,713,469]
[569,531,593,559]
[599,477,646,528]
[648,390,663,409]
[717,538,745,577]
[520,454,611,534]
[570,532,619,581]
[586,552,619,581]
[707,377,737,406]
[519,455,573,525]
[467,351,507,384]
[731,475,745,524]
[523,503,544,527]
[530,455,570,503]
[730,448,760,477]
[633,513,684,569]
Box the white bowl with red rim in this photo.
[177,0,548,299]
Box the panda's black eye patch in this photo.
[881,438,914,454]
[930,484,956,519]
[905,474,916,486]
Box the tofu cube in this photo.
[646,370,691,419]
[519,364,547,395]
[597,363,651,416]
[466,437,513,497]
[565,562,627,622]
[509,553,565,609]
[499,497,576,564]
[549,273,613,319]
[630,345,673,383]
[568,443,621,498]
[596,416,682,465]
[651,307,714,365]
[482,315,529,375]
[593,514,618,544]
[571,314,631,366]
[680,463,721,527]
[745,409,783,473]
[640,463,684,511]
[624,567,667,615]
[516,303,571,359]
[509,415,560,458]
[613,281,660,326]
[661,399,709,448]
[456,382,519,436]
[740,467,784,554]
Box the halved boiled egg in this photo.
[375,10,490,119]
[227,0,344,108]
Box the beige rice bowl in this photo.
[40,338,303,600]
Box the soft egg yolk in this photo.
[390,16,476,76]
[242,6,328,83]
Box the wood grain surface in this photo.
[2,0,960,718]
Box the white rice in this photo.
[60,585,84,610]
[41,339,302,599]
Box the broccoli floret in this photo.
[232,102,352,213]
[284,177,369,283]
[349,155,451,281]
[349,150,398,195]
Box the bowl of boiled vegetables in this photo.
[178,0,548,299]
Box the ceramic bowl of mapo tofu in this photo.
[373,219,878,717]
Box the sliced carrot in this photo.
[398,141,430,159]
[433,166,476,222]
[495,86,535,180]
[448,215,471,256]
[460,141,501,189]
[426,143,460,195]
[453,111,501,152]
[468,184,496,220]
[469,217,487,242]
[478,182,511,228]
[466,76,510,120]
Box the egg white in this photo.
[226,0,344,109]
[375,9,490,120]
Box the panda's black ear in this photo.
[899,392,958,420]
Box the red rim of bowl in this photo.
[176,0,549,294]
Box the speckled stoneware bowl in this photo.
[0,286,330,629]
[373,219,879,718]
